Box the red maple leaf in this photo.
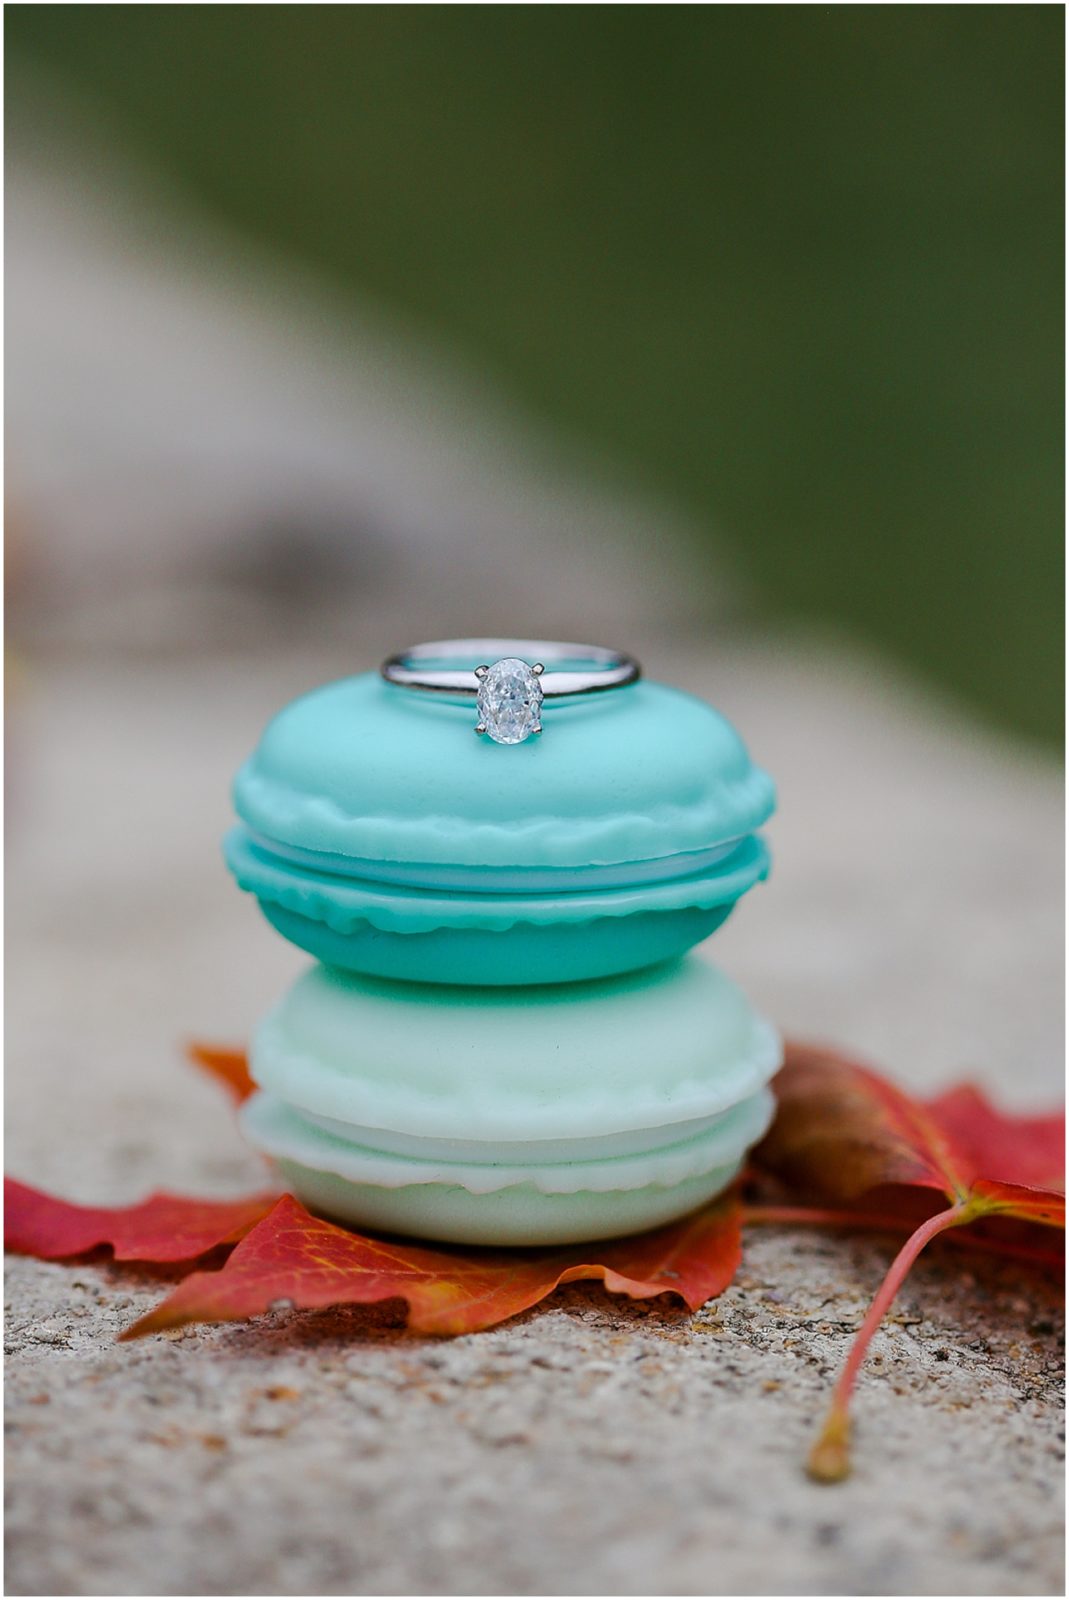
[5,1039,1062,1484]
[121,1189,741,1339]
[750,1043,1065,1479]
[4,1177,277,1263]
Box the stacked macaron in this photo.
[228,662,779,1244]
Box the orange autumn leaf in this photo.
[187,1042,256,1105]
[751,1043,1065,1481]
[122,1189,742,1339]
[4,1177,278,1263]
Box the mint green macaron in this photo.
[240,955,782,1246]
[227,670,775,985]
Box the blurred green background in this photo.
[7,4,1063,742]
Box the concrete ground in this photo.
[6,637,1064,1596]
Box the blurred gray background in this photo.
[5,6,1064,742]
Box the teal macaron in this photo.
[241,955,782,1246]
[226,670,775,986]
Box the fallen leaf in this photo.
[187,1043,256,1105]
[6,1038,1062,1489]
[752,1043,1065,1481]
[923,1081,1064,1207]
[756,1043,1064,1224]
[122,1189,742,1339]
[4,1177,278,1263]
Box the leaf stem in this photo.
[806,1200,971,1483]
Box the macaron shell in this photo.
[225,828,770,934]
[256,899,737,987]
[227,825,769,986]
[241,1085,775,1194]
[233,672,775,871]
[249,958,783,1144]
[258,1152,748,1247]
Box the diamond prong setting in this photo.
[475,657,545,745]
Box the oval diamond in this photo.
[476,658,544,745]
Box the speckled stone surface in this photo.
[6,637,1064,1596]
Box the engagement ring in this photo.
[380,638,641,744]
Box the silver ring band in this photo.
[380,638,641,744]
[380,638,640,699]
